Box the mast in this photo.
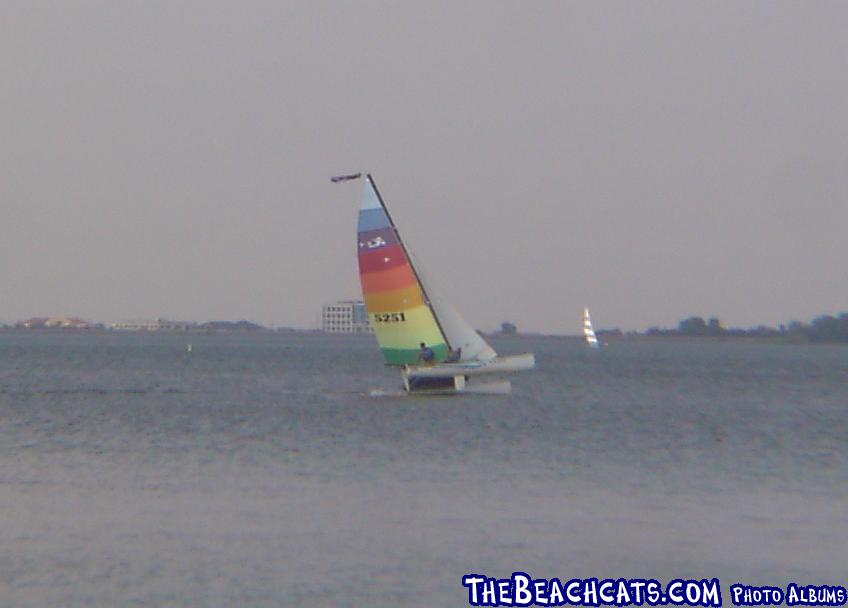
[365,174,452,350]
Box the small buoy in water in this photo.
[186,343,192,353]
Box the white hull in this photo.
[400,353,533,395]
[404,353,535,379]
[401,374,512,395]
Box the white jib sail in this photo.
[411,251,498,363]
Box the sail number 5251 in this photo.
[373,312,407,323]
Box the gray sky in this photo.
[2,1,846,332]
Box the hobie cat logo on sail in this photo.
[359,236,387,249]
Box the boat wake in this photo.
[367,388,407,398]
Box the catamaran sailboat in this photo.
[334,172,535,394]
[583,307,601,348]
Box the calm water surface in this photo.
[0,332,845,606]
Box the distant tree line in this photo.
[500,322,517,335]
[644,313,848,343]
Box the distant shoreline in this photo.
[1,327,844,346]
[0,327,320,336]
[5,312,847,344]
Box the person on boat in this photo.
[417,342,435,365]
[445,347,462,363]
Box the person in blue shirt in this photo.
[418,342,435,364]
[445,347,462,363]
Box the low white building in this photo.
[111,319,196,332]
[322,301,371,334]
[22,317,89,329]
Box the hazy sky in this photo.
[2,2,846,332]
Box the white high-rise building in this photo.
[322,301,372,334]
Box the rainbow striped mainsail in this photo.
[357,175,449,365]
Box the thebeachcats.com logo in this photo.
[461,574,848,607]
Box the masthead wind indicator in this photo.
[330,172,362,183]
